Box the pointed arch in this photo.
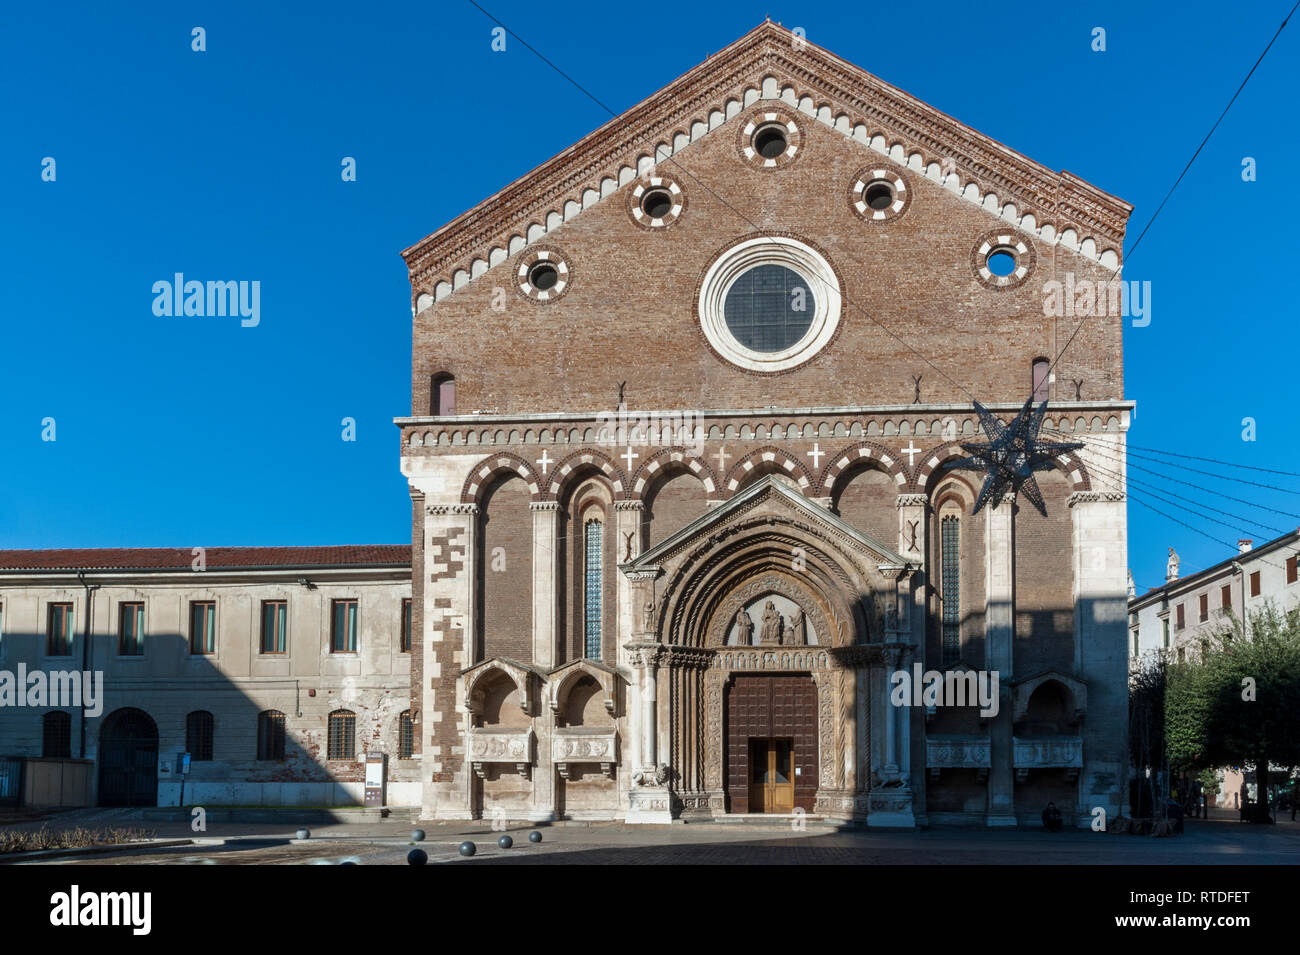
[721,446,813,497]
[631,447,719,497]
[543,448,628,502]
[817,441,906,496]
[461,452,541,504]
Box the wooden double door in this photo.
[726,675,818,813]
[748,738,795,812]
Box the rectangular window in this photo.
[940,515,961,666]
[400,598,412,653]
[1132,629,1139,657]
[398,711,414,759]
[261,600,288,654]
[118,602,145,656]
[257,711,286,761]
[1250,571,1261,597]
[1199,594,1208,622]
[1288,556,1298,585]
[328,711,356,760]
[1162,618,1170,648]
[1221,584,1232,609]
[47,603,73,656]
[331,599,358,653]
[584,521,603,660]
[1175,604,1185,630]
[189,601,216,655]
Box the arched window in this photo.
[431,374,455,416]
[583,519,603,660]
[398,710,414,759]
[1031,358,1050,402]
[185,710,214,761]
[43,710,71,758]
[257,710,285,761]
[327,709,356,760]
[940,512,961,666]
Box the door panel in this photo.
[726,676,818,813]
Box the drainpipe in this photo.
[76,571,99,758]
[1231,561,1246,642]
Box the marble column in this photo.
[985,492,1017,826]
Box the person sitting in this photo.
[1041,801,1063,832]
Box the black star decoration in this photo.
[944,399,1083,516]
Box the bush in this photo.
[0,826,156,854]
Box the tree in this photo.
[1166,604,1300,822]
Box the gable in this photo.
[624,474,911,574]
[403,21,1130,309]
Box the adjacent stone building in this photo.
[0,547,415,807]
[1130,531,1300,662]
[399,22,1133,826]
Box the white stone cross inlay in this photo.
[806,443,825,468]
[622,446,640,471]
[902,441,922,467]
[536,449,553,475]
[714,445,730,471]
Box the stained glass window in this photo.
[584,520,603,660]
[941,515,961,666]
[723,264,815,353]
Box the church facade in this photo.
[399,23,1133,827]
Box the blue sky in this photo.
[2,0,1297,593]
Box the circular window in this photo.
[753,124,788,159]
[627,176,685,229]
[986,250,1016,277]
[516,248,571,302]
[849,168,910,222]
[737,109,803,169]
[972,231,1035,289]
[529,263,559,291]
[865,182,894,210]
[723,264,814,353]
[697,236,841,372]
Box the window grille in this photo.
[941,515,961,666]
[584,520,603,660]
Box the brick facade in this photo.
[399,23,1132,827]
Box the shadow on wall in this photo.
[0,630,408,809]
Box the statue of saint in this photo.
[759,600,783,645]
[642,600,654,632]
[734,608,754,645]
[788,609,805,646]
[1166,548,1180,582]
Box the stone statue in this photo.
[734,608,754,645]
[642,600,654,632]
[788,609,805,646]
[759,600,783,645]
[1127,569,1136,599]
[1166,548,1180,582]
